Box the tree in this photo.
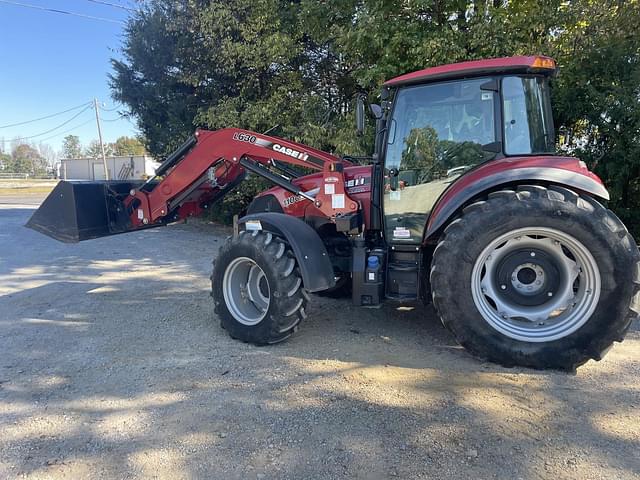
[111,0,640,237]
[551,0,640,238]
[110,136,146,156]
[85,140,114,158]
[0,152,10,171]
[62,135,83,159]
[110,2,205,156]
[8,144,47,175]
[37,142,57,168]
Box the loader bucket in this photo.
[26,180,143,243]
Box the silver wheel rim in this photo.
[471,227,601,342]
[222,257,270,326]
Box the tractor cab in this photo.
[352,56,567,302]
[371,55,558,244]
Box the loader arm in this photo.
[127,128,358,228]
[27,128,360,242]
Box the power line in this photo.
[0,101,91,129]
[38,118,96,143]
[102,115,126,122]
[10,106,93,141]
[78,0,136,12]
[0,0,125,24]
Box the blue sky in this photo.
[0,0,137,154]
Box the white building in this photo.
[59,155,159,181]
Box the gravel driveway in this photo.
[1,200,639,479]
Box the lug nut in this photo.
[530,252,536,257]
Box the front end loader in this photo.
[28,55,640,370]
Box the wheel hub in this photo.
[471,228,601,342]
[494,248,561,306]
[222,257,270,326]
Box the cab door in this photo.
[383,77,498,243]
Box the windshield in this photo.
[385,77,497,181]
[502,76,555,155]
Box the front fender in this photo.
[238,212,336,292]
[424,156,609,241]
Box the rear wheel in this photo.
[430,185,640,370]
[211,230,308,344]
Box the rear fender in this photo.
[424,156,610,242]
[238,212,336,292]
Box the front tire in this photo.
[430,185,640,370]
[212,230,308,344]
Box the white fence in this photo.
[0,173,55,180]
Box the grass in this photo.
[0,186,55,195]
[0,179,57,196]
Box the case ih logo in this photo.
[272,144,309,161]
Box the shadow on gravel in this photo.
[0,208,638,479]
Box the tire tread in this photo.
[430,185,640,370]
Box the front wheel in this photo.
[430,185,640,370]
[212,230,308,344]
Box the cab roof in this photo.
[384,56,556,87]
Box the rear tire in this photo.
[211,230,308,344]
[430,185,640,370]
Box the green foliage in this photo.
[84,140,114,158]
[551,1,640,238]
[5,144,47,175]
[111,136,147,156]
[77,136,147,158]
[207,175,272,224]
[111,0,640,236]
[62,135,82,159]
[0,152,11,171]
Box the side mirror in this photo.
[355,95,365,136]
[370,104,383,120]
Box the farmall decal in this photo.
[272,143,309,162]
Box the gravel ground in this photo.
[0,200,639,480]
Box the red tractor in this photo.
[29,56,640,370]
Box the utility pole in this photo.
[93,98,109,180]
